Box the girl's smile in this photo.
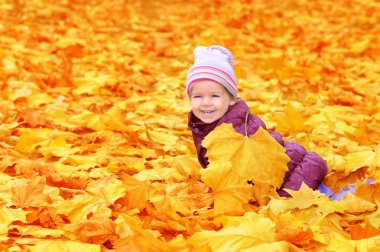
[190,80,236,124]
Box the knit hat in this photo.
[186,45,238,98]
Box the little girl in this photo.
[186,45,328,197]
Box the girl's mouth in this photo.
[201,110,215,114]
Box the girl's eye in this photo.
[212,95,220,98]
[192,95,201,99]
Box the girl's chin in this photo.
[197,115,219,124]
[200,119,217,123]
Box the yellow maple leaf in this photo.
[68,105,129,132]
[145,128,179,146]
[149,193,192,221]
[326,232,380,252]
[201,161,252,215]
[202,123,290,190]
[348,38,371,55]
[86,176,127,205]
[171,155,202,182]
[337,193,377,215]
[188,212,276,251]
[134,167,187,183]
[0,206,28,225]
[0,121,19,139]
[38,136,80,159]
[266,184,344,216]
[10,225,65,239]
[271,103,310,135]
[344,149,377,173]
[15,129,52,153]
[73,73,117,96]
[27,93,56,108]
[27,240,101,252]
[53,195,111,223]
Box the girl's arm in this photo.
[268,130,328,197]
[278,140,328,197]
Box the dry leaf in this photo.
[203,124,290,190]
[0,0,379,250]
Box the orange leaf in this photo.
[11,176,51,208]
[64,216,117,244]
[355,180,380,204]
[275,213,314,246]
[348,223,380,240]
[118,173,153,210]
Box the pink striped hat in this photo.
[186,45,238,98]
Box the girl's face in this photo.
[190,80,236,124]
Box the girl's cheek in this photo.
[190,100,199,107]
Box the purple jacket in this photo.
[188,100,328,197]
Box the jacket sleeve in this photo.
[277,140,328,197]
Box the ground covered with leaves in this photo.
[0,0,380,251]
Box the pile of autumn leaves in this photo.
[1,0,380,251]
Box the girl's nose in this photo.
[201,96,211,106]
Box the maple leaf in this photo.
[275,213,314,246]
[86,176,127,205]
[14,129,52,153]
[134,167,187,183]
[9,225,65,239]
[0,206,28,225]
[17,108,52,128]
[271,103,311,135]
[67,104,129,132]
[348,223,380,240]
[64,216,117,244]
[326,232,380,252]
[26,93,57,108]
[73,74,117,96]
[27,240,101,252]
[200,161,252,215]
[11,176,51,208]
[26,207,65,228]
[149,193,192,221]
[38,136,80,159]
[171,155,202,181]
[266,184,344,216]
[113,214,190,252]
[15,129,78,154]
[0,121,19,139]
[145,127,179,146]
[1,0,380,249]
[53,195,111,223]
[188,212,277,251]
[337,193,377,215]
[118,173,153,210]
[202,123,290,193]
[355,180,380,204]
[165,181,213,210]
[0,155,18,173]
